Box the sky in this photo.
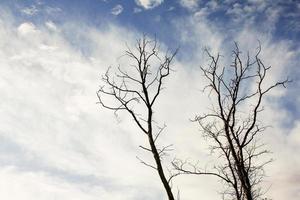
[0,0,299,199]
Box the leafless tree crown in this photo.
[173,43,289,200]
[97,35,178,200]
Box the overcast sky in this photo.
[0,0,299,199]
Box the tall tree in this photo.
[97,36,178,200]
[173,44,289,200]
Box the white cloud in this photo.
[135,0,164,9]
[45,21,59,32]
[226,2,243,16]
[17,22,38,35]
[21,5,38,16]
[172,15,223,59]
[0,4,299,200]
[45,6,62,15]
[0,15,161,199]
[179,0,201,10]
[0,166,131,200]
[259,108,300,200]
[194,7,209,18]
[248,0,268,10]
[111,4,123,15]
[0,13,218,200]
[205,0,218,10]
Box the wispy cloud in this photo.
[45,21,59,32]
[179,0,201,10]
[134,0,164,10]
[45,6,62,15]
[21,5,38,16]
[0,12,167,199]
[111,4,123,15]
[0,1,299,200]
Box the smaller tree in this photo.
[173,44,289,200]
[97,36,178,200]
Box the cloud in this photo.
[193,7,209,18]
[134,0,164,9]
[0,3,299,200]
[0,14,163,199]
[21,5,38,16]
[226,2,243,16]
[179,0,201,10]
[45,6,62,15]
[45,21,59,32]
[17,22,39,35]
[0,11,219,199]
[111,4,123,15]
[20,4,62,17]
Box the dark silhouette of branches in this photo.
[173,43,289,200]
[97,35,178,200]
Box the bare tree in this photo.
[173,44,289,200]
[97,36,178,200]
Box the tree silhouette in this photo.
[97,35,178,200]
[173,44,289,200]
